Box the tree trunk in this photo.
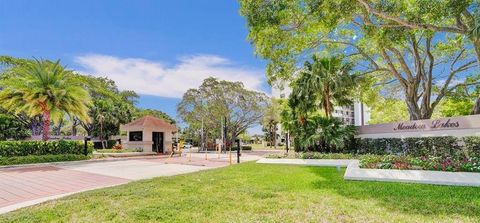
[42,110,50,141]
[472,97,480,115]
[31,117,43,136]
[100,121,105,149]
[273,126,277,150]
[72,117,79,136]
[285,132,289,154]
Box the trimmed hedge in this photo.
[355,136,480,159]
[359,154,480,172]
[0,154,89,166]
[0,140,93,157]
[266,152,355,159]
[231,145,252,151]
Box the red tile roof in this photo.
[122,116,177,131]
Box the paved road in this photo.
[0,150,278,214]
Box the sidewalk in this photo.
[0,152,267,214]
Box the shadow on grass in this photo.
[308,167,480,218]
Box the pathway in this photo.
[0,151,277,214]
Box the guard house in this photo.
[120,116,177,153]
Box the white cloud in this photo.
[74,54,265,98]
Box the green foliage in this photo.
[240,0,480,120]
[359,154,480,172]
[177,77,268,148]
[0,140,92,157]
[265,152,355,159]
[0,113,30,140]
[79,76,136,140]
[3,162,480,222]
[134,109,175,124]
[262,98,281,147]
[297,152,355,159]
[93,140,118,149]
[290,114,357,152]
[368,99,409,124]
[355,136,480,159]
[289,55,356,117]
[0,59,91,140]
[0,154,89,166]
[230,145,252,151]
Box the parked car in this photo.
[183,143,192,149]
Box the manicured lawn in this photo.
[1,163,480,222]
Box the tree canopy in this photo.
[0,59,91,140]
[177,77,268,148]
[240,0,480,120]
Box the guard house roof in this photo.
[120,116,177,132]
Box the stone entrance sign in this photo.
[357,115,480,138]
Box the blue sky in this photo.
[0,0,270,134]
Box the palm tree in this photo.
[262,99,281,149]
[0,59,91,141]
[290,55,356,118]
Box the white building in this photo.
[271,82,370,126]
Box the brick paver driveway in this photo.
[0,166,128,211]
[0,150,276,214]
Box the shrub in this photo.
[0,140,92,157]
[0,114,30,140]
[298,152,355,159]
[464,136,480,157]
[355,136,480,159]
[93,140,118,149]
[359,154,480,172]
[231,145,252,151]
[0,154,89,166]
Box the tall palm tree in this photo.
[0,59,91,141]
[290,55,356,118]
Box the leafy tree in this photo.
[262,99,281,149]
[79,76,135,144]
[239,0,480,120]
[0,113,30,140]
[289,55,356,118]
[177,77,268,149]
[134,108,175,124]
[368,99,409,124]
[0,59,91,140]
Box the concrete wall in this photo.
[357,115,480,138]
[122,129,174,154]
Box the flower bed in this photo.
[359,154,480,172]
[266,152,355,159]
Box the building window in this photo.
[129,131,143,141]
[280,93,285,98]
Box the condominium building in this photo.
[271,82,370,126]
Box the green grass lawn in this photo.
[1,163,480,222]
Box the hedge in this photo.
[93,140,118,149]
[0,140,93,157]
[266,152,355,159]
[0,154,89,166]
[230,145,252,151]
[359,154,480,172]
[354,136,480,159]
